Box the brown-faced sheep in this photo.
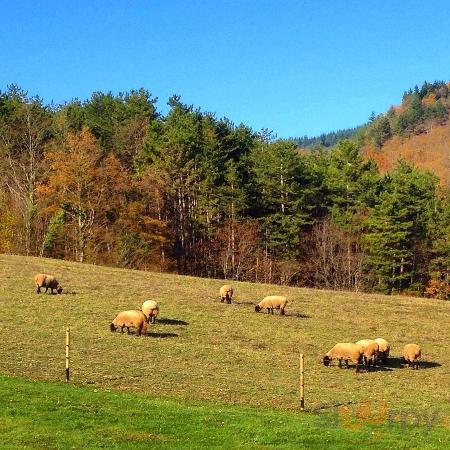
[219,285,233,304]
[35,273,63,294]
[110,310,149,336]
[403,344,422,369]
[323,343,364,373]
[255,296,287,315]
[374,338,390,365]
[141,300,159,324]
[356,339,380,367]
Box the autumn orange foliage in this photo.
[362,122,450,188]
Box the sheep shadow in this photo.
[157,318,188,326]
[385,357,441,370]
[147,332,179,338]
[362,365,393,372]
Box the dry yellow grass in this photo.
[0,254,449,421]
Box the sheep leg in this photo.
[270,308,274,315]
[126,327,130,334]
[44,287,49,293]
[120,326,125,333]
[338,359,342,368]
[36,286,41,294]
[280,308,285,315]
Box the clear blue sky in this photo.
[2,0,450,138]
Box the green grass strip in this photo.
[0,375,448,449]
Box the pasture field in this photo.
[0,254,449,447]
[1,375,448,449]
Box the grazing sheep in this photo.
[141,300,159,324]
[403,344,422,370]
[110,310,149,336]
[35,273,63,294]
[323,343,364,373]
[255,296,288,315]
[356,339,380,368]
[219,285,233,304]
[374,338,390,365]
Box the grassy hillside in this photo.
[0,255,449,423]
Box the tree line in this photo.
[0,85,448,298]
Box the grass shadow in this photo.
[157,318,188,326]
[285,312,312,319]
[147,332,179,338]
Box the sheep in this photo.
[255,296,288,315]
[110,310,149,336]
[323,343,364,373]
[35,273,63,294]
[403,344,422,370]
[219,285,233,304]
[374,338,390,365]
[141,300,159,324]
[355,339,380,367]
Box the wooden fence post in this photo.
[300,353,305,410]
[65,326,70,382]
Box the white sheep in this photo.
[141,300,159,324]
[35,273,63,294]
[110,310,149,336]
[255,296,288,315]
[219,285,233,304]
[323,343,364,372]
[403,344,422,369]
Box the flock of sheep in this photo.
[34,275,423,372]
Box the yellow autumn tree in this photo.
[39,127,105,262]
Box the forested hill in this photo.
[295,80,450,188]
[293,124,366,149]
[361,80,450,188]
[0,84,449,299]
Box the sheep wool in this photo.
[35,273,63,294]
[141,300,160,324]
[356,339,380,367]
[219,285,233,304]
[323,343,364,372]
[110,310,149,336]
[374,338,390,364]
[255,296,288,315]
[403,344,422,370]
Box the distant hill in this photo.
[293,124,366,149]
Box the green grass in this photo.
[0,254,449,447]
[0,375,448,449]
